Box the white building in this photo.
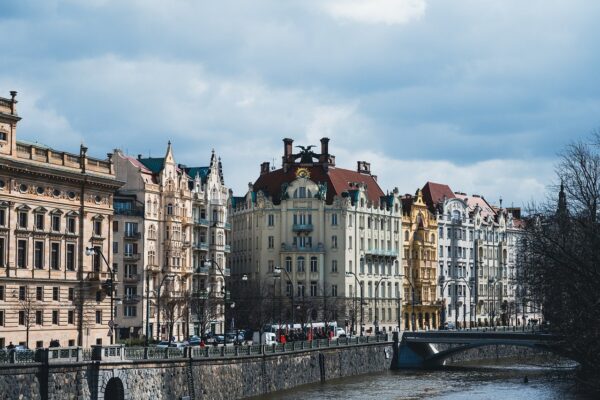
[112,144,230,341]
[229,138,403,334]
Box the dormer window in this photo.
[293,187,311,199]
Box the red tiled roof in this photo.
[421,181,455,209]
[253,165,384,204]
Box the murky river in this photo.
[254,360,588,400]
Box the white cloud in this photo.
[324,0,426,25]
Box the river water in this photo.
[254,360,589,400]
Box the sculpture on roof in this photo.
[294,145,319,163]
[315,181,327,200]
[280,182,289,200]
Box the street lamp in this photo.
[85,246,116,344]
[374,276,389,334]
[273,266,294,326]
[345,271,364,336]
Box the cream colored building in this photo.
[229,138,403,334]
[112,145,229,341]
[0,91,122,348]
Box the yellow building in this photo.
[401,189,441,330]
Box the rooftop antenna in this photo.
[271,157,276,171]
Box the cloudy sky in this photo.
[2,0,600,206]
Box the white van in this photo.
[334,327,346,338]
[252,331,277,345]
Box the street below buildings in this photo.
[253,358,587,400]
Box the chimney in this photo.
[260,161,270,175]
[138,154,142,160]
[319,137,330,161]
[282,138,294,172]
[9,91,17,114]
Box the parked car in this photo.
[334,328,346,338]
[155,341,185,348]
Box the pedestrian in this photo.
[199,340,205,348]
[7,342,14,350]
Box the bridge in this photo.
[395,329,560,368]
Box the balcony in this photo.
[196,218,210,227]
[224,222,231,230]
[124,232,141,240]
[123,253,141,261]
[224,245,231,253]
[87,271,109,281]
[223,267,231,277]
[281,243,325,253]
[194,266,209,274]
[194,242,209,251]
[292,223,313,232]
[123,274,140,283]
[123,295,141,303]
[365,248,399,258]
[182,240,191,248]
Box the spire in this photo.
[557,180,567,217]
[164,140,175,164]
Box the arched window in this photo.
[452,210,461,223]
[293,187,308,198]
[430,233,435,243]
[149,225,156,240]
[167,203,173,215]
[404,230,409,241]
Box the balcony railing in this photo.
[194,266,209,274]
[194,242,209,251]
[365,248,399,257]
[123,274,139,282]
[123,253,141,261]
[224,245,231,253]
[123,295,141,303]
[196,218,210,227]
[124,232,141,240]
[292,223,313,232]
[281,243,325,253]
[224,222,231,230]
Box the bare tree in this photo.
[190,289,220,338]
[160,290,189,345]
[13,287,39,348]
[519,132,600,393]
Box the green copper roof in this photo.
[185,167,210,183]
[138,157,165,173]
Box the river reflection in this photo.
[254,360,587,400]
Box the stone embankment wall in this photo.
[434,344,550,365]
[0,342,392,400]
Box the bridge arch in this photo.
[104,377,125,400]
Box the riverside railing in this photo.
[0,335,391,365]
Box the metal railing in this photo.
[0,335,390,365]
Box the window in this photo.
[124,306,137,317]
[35,213,44,230]
[66,244,75,271]
[297,283,305,297]
[348,236,352,249]
[19,286,26,300]
[310,256,318,273]
[93,219,102,236]
[267,214,274,226]
[19,311,25,325]
[297,256,305,272]
[0,285,4,301]
[18,211,28,229]
[267,260,274,273]
[52,287,59,301]
[268,236,274,249]
[125,222,138,237]
[310,282,318,297]
[93,246,101,272]
[36,286,43,301]
[331,235,338,248]
[331,259,338,273]
[331,213,338,225]
[0,237,4,267]
[68,288,74,301]
[52,310,59,325]
[0,310,4,326]
[332,285,338,297]
[34,241,44,269]
[167,204,173,215]
[0,209,5,226]
[50,243,60,270]
[52,215,60,231]
[67,217,76,234]
[113,241,118,254]
[285,257,292,273]
[68,311,74,324]
[286,281,292,297]
[113,221,119,232]
[36,310,43,325]
[17,240,27,268]
[95,310,102,324]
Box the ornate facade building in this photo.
[0,92,122,348]
[400,189,441,330]
[112,144,229,341]
[229,138,403,334]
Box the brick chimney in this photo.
[260,161,270,175]
[357,161,371,174]
[282,138,294,172]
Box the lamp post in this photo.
[374,276,389,334]
[441,278,472,330]
[273,266,294,326]
[204,258,231,334]
[85,246,115,344]
[345,271,364,336]
[396,274,417,331]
